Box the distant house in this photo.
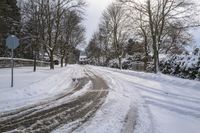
[79,52,89,64]
[79,55,88,64]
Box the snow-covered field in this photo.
[0,65,200,133]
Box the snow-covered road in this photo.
[0,65,200,133]
[82,66,200,133]
[0,66,108,132]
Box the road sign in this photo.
[6,35,19,49]
[5,35,20,87]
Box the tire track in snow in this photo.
[0,67,108,133]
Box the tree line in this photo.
[86,0,200,73]
[0,0,86,70]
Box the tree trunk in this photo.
[153,41,159,73]
[61,57,64,67]
[33,51,37,72]
[156,50,159,72]
[143,35,148,72]
[151,31,159,73]
[147,0,159,73]
[119,57,122,70]
[65,57,68,67]
[144,56,148,72]
[50,51,54,69]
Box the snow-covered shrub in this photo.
[108,54,145,71]
[109,59,119,68]
[160,49,200,80]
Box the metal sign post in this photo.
[11,48,14,87]
[6,35,20,87]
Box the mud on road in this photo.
[0,69,108,133]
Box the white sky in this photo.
[83,0,113,43]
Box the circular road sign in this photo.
[6,35,20,49]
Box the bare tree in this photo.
[124,6,151,71]
[120,0,199,73]
[103,3,129,69]
[86,33,102,64]
[22,0,86,69]
[59,10,85,67]
[160,21,192,54]
[98,20,112,65]
[22,0,44,72]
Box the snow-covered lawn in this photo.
[0,65,84,112]
[79,66,200,133]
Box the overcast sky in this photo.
[82,0,113,46]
